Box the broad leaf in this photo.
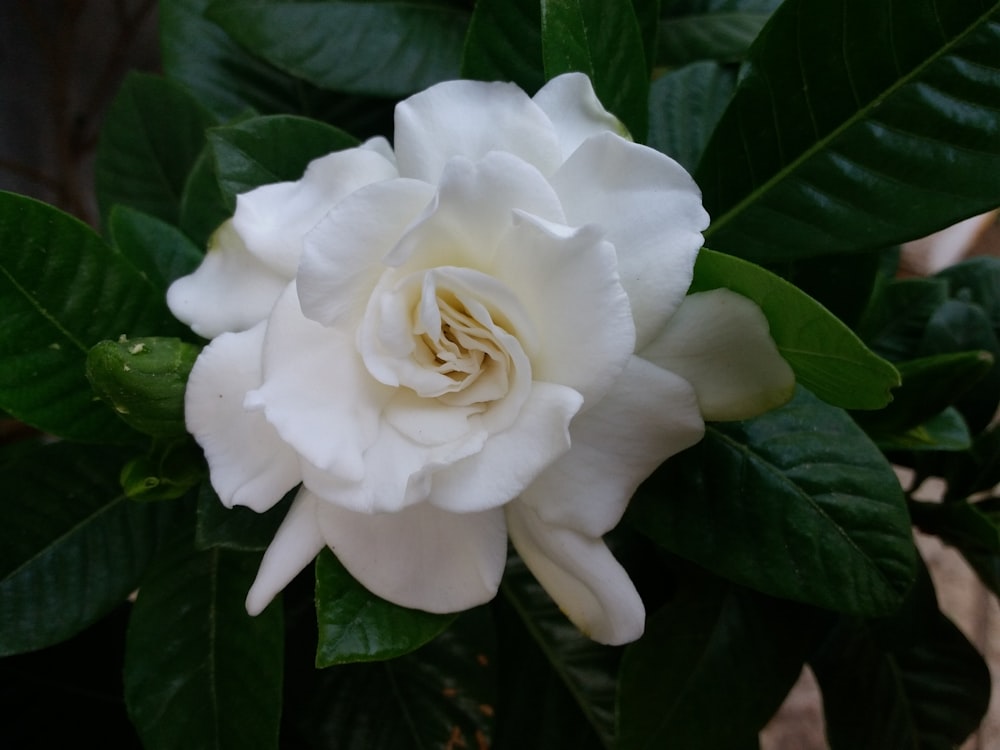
[109,206,203,290]
[314,549,455,666]
[658,0,781,65]
[179,147,231,249]
[195,482,295,552]
[95,72,215,227]
[207,0,470,98]
[124,544,284,750]
[540,0,650,141]
[630,387,917,616]
[461,0,545,93]
[690,248,899,409]
[0,443,179,656]
[617,572,827,749]
[698,0,1000,262]
[0,192,184,442]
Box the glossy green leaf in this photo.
[296,608,495,749]
[629,387,917,615]
[209,115,359,207]
[315,549,455,666]
[0,443,178,656]
[207,1,470,98]
[936,256,1000,326]
[196,482,295,552]
[811,565,990,750]
[690,248,899,409]
[118,440,205,502]
[95,72,215,227]
[658,0,780,65]
[647,61,734,170]
[617,573,826,749]
[698,0,1000,262]
[179,147,231,249]
[461,0,545,93]
[0,192,184,442]
[541,0,650,141]
[109,206,203,291]
[861,277,951,361]
[871,407,972,453]
[125,544,284,750]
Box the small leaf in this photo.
[315,549,455,666]
[691,248,900,409]
[124,544,284,750]
[869,407,972,453]
[461,0,545,93]
[109,206,203,290]
[119,440,205,502]
[630,387,917,616]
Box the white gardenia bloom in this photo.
[168,73,794,645]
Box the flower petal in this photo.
[429,382,584,513]
[233,142,399,277]
[316,499,508,613]
[549,132,709,348]
[532,72,624,159]
[640,289,795,421]
[506,501,645,645]
[246,489,326,615]
[519,355,704,538]
[393,79,562,183]
[185,320,301,511]
[166,220,289,338]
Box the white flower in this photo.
[168,73,794,645]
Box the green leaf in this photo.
[617,573,827,749]
[95,72,215,227]
[119,440,205,502]
[647,61,735,170]
[541,0,650,141]
[0,192,184,442]
[811,564,990,750]
[910,498,1000,554]
[860,276,952,361]
[206,1,470,98]
[697,0,1000,262]
[209,115,359,207]
[461,0,545,93]
[630,387,917,616]
[196,482,295,551]
[125,544,284,750]
[314,549,455,666]
[691,248,900,409]
[0,443,179,656]
[936,256,1000,327]
[658,0,780,65]
[109,206,203,291]
[870,407,972,453]
[296,607,496,749]
[501,552,618,747]
[179,146,231,249]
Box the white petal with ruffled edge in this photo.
[393,79,562,183]
[549,132,709,349]
[639,289,795,421]
[184,321,301,511]
[506,501,645,645]
[166,221,289,338]
[245,489,326,615]
[532,72,624,160]
[316,499,508,613]
[519,356,704,539]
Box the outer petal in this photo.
[640,289,795,421]
[429,382,584,513]
[233,144,399,278]
[185,320,301,511]
[166,220,288,338]
[506,501,645,645]
[549,132,709,349]
[246,489,326,615]
[316,499,508,613]
[520,356,704,538]
[393,79,562,182]
[532,72,624,160]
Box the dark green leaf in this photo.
[630,387,917,615]
[860,277,951,361]
[870,407,972,453]
[461,0,545,93]
[811,564,990,750]
[95,72,215,227]
[698,0,1000,262]
[179,147,231,249]
[125,544,284,750]
[207,1,470,98]
[630,0,662,73]
[209,115,359,207]
[118,440,205,502]
[314,549,455,666]
[946,424,1000,500]
[0,192,183,442]
[0,443,178,656]
[196,481,295,552]
[617,573,827,749]
[936,256,1000,327]
[541,0,650,141]
[691,248,899,409]
[109,206,203,290]
[910,498,1000,554]
[658,0,780,65]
